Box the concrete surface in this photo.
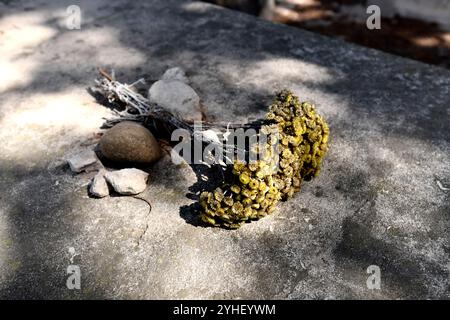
[0,0,449,299]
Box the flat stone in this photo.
[104,168,149,195]
[67,150,99,173]
[148,80,202,122]
[161,67,189,83]
[89,170,109,198]
[99,121,162,164]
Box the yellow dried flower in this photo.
[199,89,329,228]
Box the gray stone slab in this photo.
[0,0,449,299]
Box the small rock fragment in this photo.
[67,150,99,173]
[99,121,162,164]
[148,80,202,122]
[104,168,149,195]
[161,67,189,83]
[89,170,109,198]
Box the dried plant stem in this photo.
[93,68,253,163]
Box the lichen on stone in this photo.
[199,90,329,229]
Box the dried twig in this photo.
[93,69,256,164]
[436,179,450,192]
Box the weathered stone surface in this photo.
[161,67,189,84]
[149,80,202,122]
[99,121,162,164]
[89,170,109,198]
[67,150,99,173]
[0,0,449,300]
[104,168,149,195]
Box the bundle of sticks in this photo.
[93,68,266,165]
